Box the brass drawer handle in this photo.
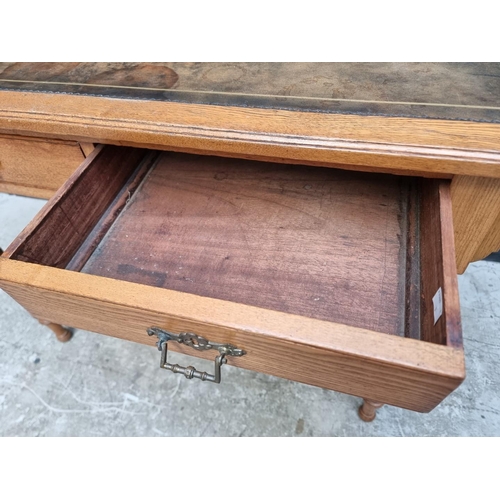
[147,327,246,383]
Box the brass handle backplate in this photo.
[147,327,246,384]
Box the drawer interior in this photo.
[4,145,460,346]
[84,151,413,336]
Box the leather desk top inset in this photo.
[0,62,499,123]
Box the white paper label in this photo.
[432,287,443,325]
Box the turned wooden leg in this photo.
[358,399,384,422]
[3,249,72,342]
[39,320,73,343]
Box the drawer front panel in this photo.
[0,134,85,198]
[0,259,464,413]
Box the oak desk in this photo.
[0,63,499,421]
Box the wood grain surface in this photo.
[475,211,500,264]
[5,146,152,267]
[81,152,411,335]
[0,133,85,198]
[451,175,500,273]
[404,182,421,340]
[79,142,95,157]
[420,180,462,347]
[1,91,500,178]
[0,258,465,412]
[66,153,156,272]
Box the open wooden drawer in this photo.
[0,145,464,412]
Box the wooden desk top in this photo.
[1,63,500,178]
[1,62,499,122]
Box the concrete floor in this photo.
[0,193,499,436]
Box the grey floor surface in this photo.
[0,193,499,436]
